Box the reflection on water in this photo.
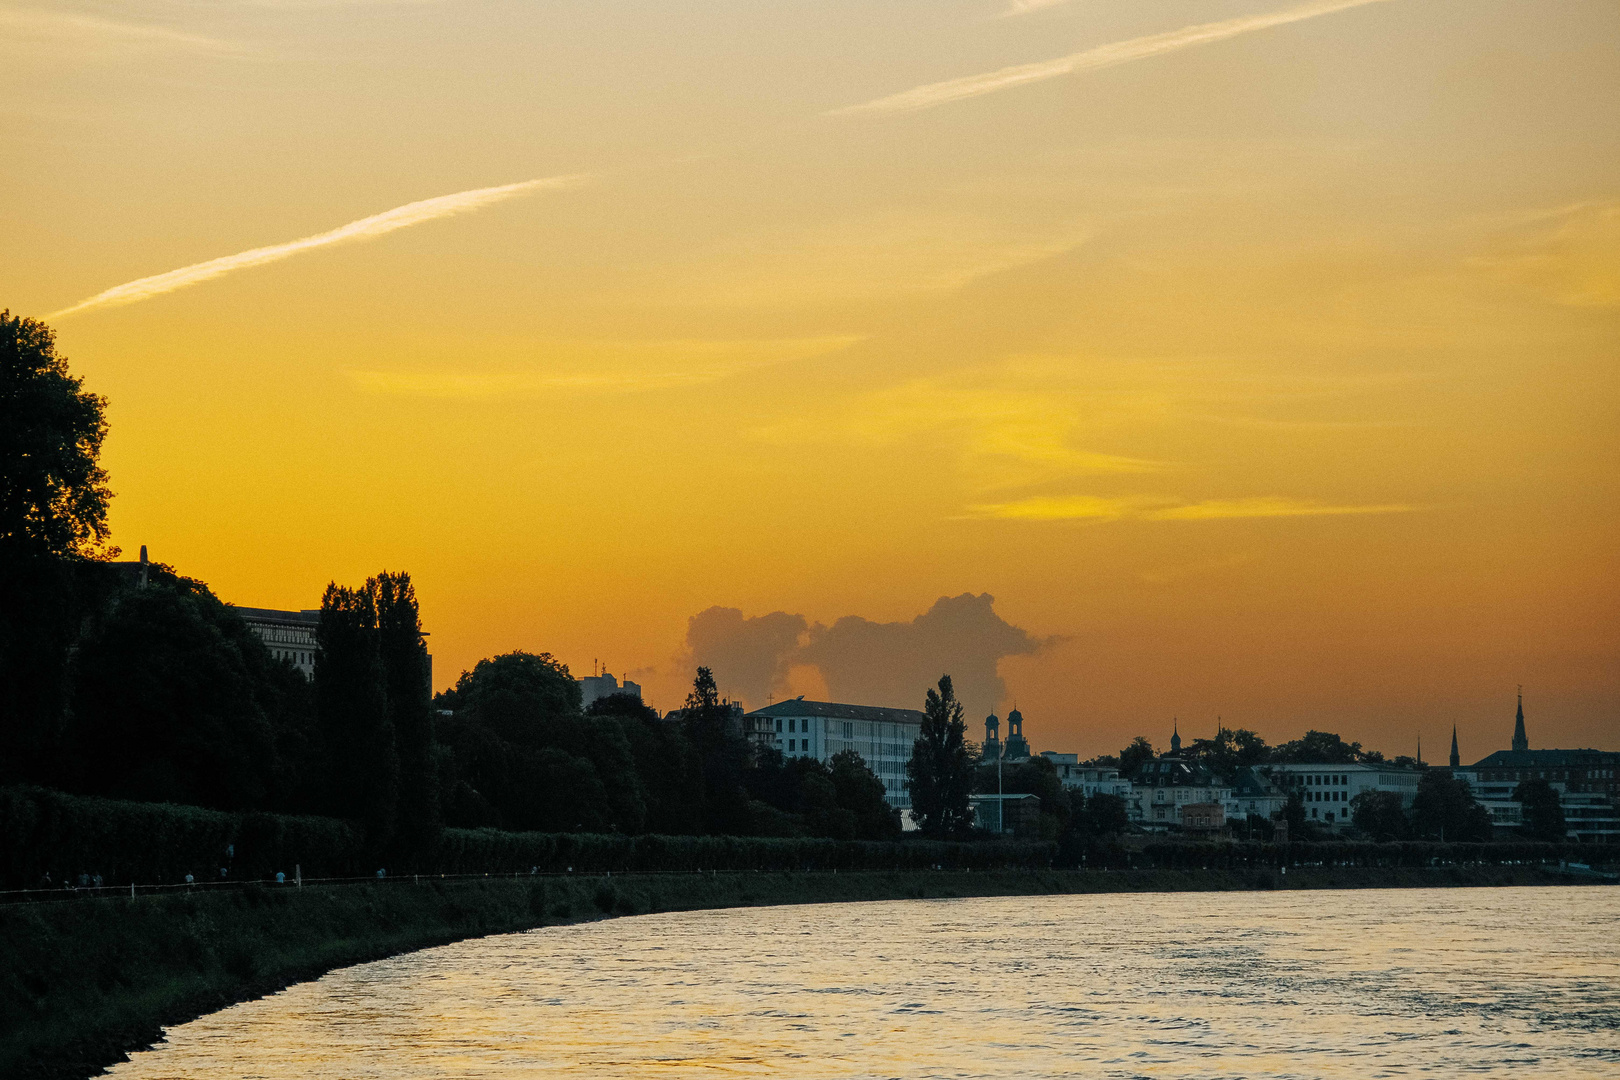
[113,886,1620,1078]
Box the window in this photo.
[843,722,854,739]
[775,718,783,733]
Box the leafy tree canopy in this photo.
[0,313,113,559]
[1513,778,1566,843]
[1118,736,1155,779]
[1184,727,1269,777]
[1270,730,1365,765]
[906,674,974,838]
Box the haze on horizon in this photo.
[3,0,1615,759]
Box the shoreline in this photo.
[0,864,1591,1079]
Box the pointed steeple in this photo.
[1449,725,1460,769]
[1170,719,1181,755]
[1512,688,1528,752]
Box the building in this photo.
[1126,731,1235,833]
[1455,694,1620,842]
[1039,753,1131,798]
[579,671,642,708]
[969,792,1042,834]
[744,699,926,809]
[1002,707,1031,760]
[1226,766,1288,826]
[233,606,320,679]
[982,712,1002,762]
[1180,802,1226,833]
[1264,763,1421,830]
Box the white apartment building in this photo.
[579,671,642,708]
[233,606,320,679]
[1128,758,1234,832]
[744,699,925,809]
[1039,752,1131,798]
[1264,763,1421,830]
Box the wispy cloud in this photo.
[0,7,237,53]
[348,336,864,399]
[965,494,1414,521]
[1000,0,1075,17]
[49,175,587,319]
[831,0,1395,116]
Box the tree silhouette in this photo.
[906,674,973,838]
[1512,778,1566,842]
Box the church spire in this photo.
[1512,688,1528,752]
[1449,724,1460,769]
[1170,718,1181,755]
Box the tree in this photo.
[0,313,115,784]
[905,674,974,838]
[1270,730,1364,765]
[374,572,439,862]
[1118,736,1155,779]
[1513,778,1566,843]
[1410,771,1492,842]
[1185,728,1269,779]
[828,750,900,839]
[0,313,113,559]
[588,692,704,835]
[1351,790,1409,841]
[64,575,284,810]
[1283,789,1307,836]
[316,581,398,850]
[679,666,753,835]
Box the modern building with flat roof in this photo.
[233,606,320,679]
[745,699,926,809]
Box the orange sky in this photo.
[3,0,1616,759]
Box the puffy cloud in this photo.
[681,593,1042,720]
[682,607,808,709]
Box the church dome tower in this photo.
[983,713,1001,762]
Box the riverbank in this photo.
[0,864,1586,1079]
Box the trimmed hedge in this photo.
[433,828,1055,874]
[0,788,362,887]
[0,788,1055,887]
[9,786,1611,890]
[1125,838,1619,870]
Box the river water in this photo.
[112,886,1620,1078]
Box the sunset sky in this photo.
[4,0,1616,758]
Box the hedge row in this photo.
[1127,838,1620,869]
[433,828,1057,874]
[0,787,362,887]
[8,786,1611,890]
[0,787,1056,887]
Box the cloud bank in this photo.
[48,174,586,319]
[832,0,1394,116]
[965,494,1415,521]
[683,593,1043,721]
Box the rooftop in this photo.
[1469,748,1620,768]
[746,699,926,725]
[231,606,320,626]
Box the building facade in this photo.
[1039,753,1131,798]
[1454,694,1620,842]
[233,607,320,679]
[744,699,925,809]
[1263,763,1422,830]
[579,671,642,708]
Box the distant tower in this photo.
[983,713,1001,762]
[1170,719,1182,756]
[1004,708,1030,760]
[1512,690,1528,752]
[1449,725,1460,769]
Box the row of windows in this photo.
[1308,789,1347,803]
[1482,768,1616,782]
[1282,773,1350,786]
[274,649,313,666]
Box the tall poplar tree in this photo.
[316,581,397,851]
[374,571,439,861]
[905,674,974,838]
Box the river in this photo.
[111,885,1619,1078]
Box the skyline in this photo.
[4,0,1616,757]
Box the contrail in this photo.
[48,174,587,319]
[831,0,1394,116]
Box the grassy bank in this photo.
[0,863,1582,1079]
